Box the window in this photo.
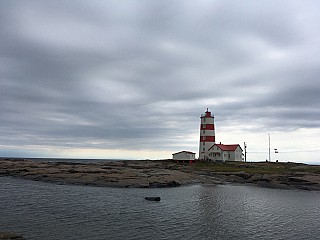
[203,130,205,134]
[203,142,205,146]
[203,136,206,140]
[203,117,206,122]
[203,148,205,152]
[203,124,206,129]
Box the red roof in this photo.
[209,144,241,151]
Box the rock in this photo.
[226,175,247,183]
[148,181,180,188]
[288,177,310,183]
[0,170,10,175]
[0,232,26,240]
[145,197,161,201]
[166,181,181,187]
[233,172,252,180]
[148,182,166,188]
[67,169,78,173]
[247,174,272,183]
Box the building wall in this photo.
[173,152,195,161]
[225,146,242,161]
[234,146,243,161]
[229,150,235,161]
[207,145,243,162]
[208,145,221,161]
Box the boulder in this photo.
[145,197,161,201]
[0,232,26,240]
[148,181,180,188]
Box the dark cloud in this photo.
[1,0,320,160]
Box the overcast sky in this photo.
[1,0,320,163]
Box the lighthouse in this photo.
[199,108,215,160]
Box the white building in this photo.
[172,151,196,164]
[207,144,243,162]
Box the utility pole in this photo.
[244,142,247,162]
[268,133,271,162]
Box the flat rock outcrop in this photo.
[193,169,320,191]
[0,159,199,188]
[1,159,319,190]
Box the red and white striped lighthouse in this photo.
[199,108,215,160]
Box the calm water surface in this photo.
[0,177,319,240]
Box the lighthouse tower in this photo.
[199,108,215,160]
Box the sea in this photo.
[0,174,319,240]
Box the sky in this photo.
[1,0,320,163]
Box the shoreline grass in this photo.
[190,161,320,175]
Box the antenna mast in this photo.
[268,133,271,162]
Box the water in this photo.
[0,177,319,240]
[2,158,127,164]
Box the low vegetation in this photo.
[191,161,320,175]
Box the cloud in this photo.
[1,0,320,162]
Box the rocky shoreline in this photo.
[0,158,320,191]
[193,170,320,191]
[0,159,198,188]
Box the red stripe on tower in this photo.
[200,124,215,130]
[200,136,215,142]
